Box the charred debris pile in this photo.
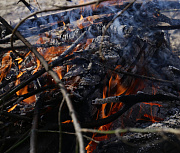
[0,0,180,153]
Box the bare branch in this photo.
[93,93,180,104]
[81,127,180,136]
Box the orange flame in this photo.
[0,51,12,82]
[80,15,83,21]
[33,58,40,74]
[15,65,35,104]
[86,67,127,152]
[63,21,66,26]
[55,66,63,80]
[8,104,18,112]
[15,84,35,104]
[62,120,73,124]
[144,114,164,123]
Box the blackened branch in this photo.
[150,24,180,30]
[93,93,180,104]
[18,0,38,18]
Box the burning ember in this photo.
[0,0,180,153]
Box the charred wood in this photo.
[93,93,180,104]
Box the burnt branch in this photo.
[58,98,65,153]
[81,127,180,135]
[30,79,42,153]
[151,24,180,30]
[69,104,132,128]
[92,93,180,104]
[18,0,38,18]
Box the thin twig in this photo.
[58,98,65,153]
[81,127,180,135]
[37,130,100,143]
[99,0,137,60]
[93,93,180,104]
[18,0,38,18]
[150,24,180,30]
[30,103,39,153]
[30,80,41,153]
[48,70,85,153]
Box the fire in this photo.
[36,45,70,62]
[143,114,163,123]
[62,120,73,124]
[15,82,35,104]
[8,104,18,112]
[84,38,93,49]
[80,15,83,21]
[86,64,162,152]
[33,58,40,74]
[63,21,66,26]
[55,66,63,80]
[86,66,128,152]
[0,51,12,82]
[15,57,35,104]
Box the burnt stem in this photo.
[18,0,38,18]
[93,93,180,104]
[30,98,40,153]
[150,24,180,30]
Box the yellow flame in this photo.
[80,15,83,21]
[8,104,18,112]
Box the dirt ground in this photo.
[0,0,78,23]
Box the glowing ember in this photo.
[143,114,164,123]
